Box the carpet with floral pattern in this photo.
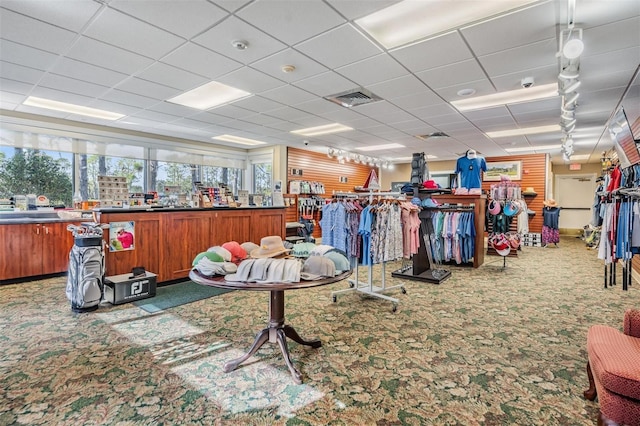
[0,236,636,425]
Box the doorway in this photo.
[554,174,597,231]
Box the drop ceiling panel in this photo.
[389,90,444,110]
[461,1,558,56]
[28,87,94,106]
[573,0,640,28]
[66,37,155,75]
[1,0,100,32]
[114,77,180,101]
[237,0,345,45]
[326,0,400,20]
[109,0,227,39]
[368,75,431,100]
[391,32,473,73]
[295,98,344,115]
[218,67,285,94]
[233,95,286,113]
[214,0,253,13]
[49,58,128,88]
[136,63,209,92]
[583,17,640,57]
[292,71,357,97]
[193,16,287,65]
[38,74,109,98]
[336,54,408,87]
[251,48,328,82]
[260,84,317,105]
[296,24,381,69]
[100,89,160,109]
[490,65,558,92]
[0,62,45,85]
[238,113,283,126]
[415,59,487,90]
[260,106,309,122]
[83,8,184,59]
[478,38,558,78]
[130,109,181,123]
[0,40,59,71]
[0,78,34,96]
[0,9,77,54]
[160,43,242,80]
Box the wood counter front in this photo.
[99,207,286,283]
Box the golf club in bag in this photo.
[66,223,106,313]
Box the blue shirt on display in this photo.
[456,156,487,189]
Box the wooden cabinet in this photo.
[163,212,213,281]
[0,222,76,281]
[100,207,285,283]
[104,213,162,278]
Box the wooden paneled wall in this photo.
[287,147,379,194]
[482,154,547,234]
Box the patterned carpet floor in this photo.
[0,236,637,425]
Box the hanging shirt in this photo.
[456,156,487,189]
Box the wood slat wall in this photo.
[482,154,546,234]
[287,147,379,238]
[627,116,640,277]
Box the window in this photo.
[81,154,145,200]
[253,162,272,195]
[0,146,73,206]
[201,165,243,195]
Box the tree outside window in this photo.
[253,162,272,196]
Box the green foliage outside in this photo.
[0,148,72,206]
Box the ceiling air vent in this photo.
[325,88,383,108]
[416,132,450,140]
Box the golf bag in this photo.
[66,224,105,313]
[298,217,316,243]
[411,152,430,186]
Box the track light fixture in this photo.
[326,147,385,168]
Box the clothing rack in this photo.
[330,191,407,312]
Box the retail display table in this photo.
[189,269,351,384]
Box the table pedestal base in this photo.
[223,290,321,384]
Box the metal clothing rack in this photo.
[330,191,407,312]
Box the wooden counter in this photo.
[99,207,286,283]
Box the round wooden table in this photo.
[189,269,352,384]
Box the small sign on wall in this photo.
[291,168,303,176]
[339,176,348,183]
[569,163,582,170]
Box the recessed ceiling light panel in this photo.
[488,124,561,138]
[291,123,353,137]
[451,83,558,111]
[212,134,266,146]
[355,143,405,151]
[167,81,251,110]
[23,96,125,120]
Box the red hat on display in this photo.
[423,180,439,189]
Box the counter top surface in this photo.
[97,206,285,213]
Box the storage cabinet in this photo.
[163,212,213,281]
[0,222,77,281]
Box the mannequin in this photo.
[456,149,487,190]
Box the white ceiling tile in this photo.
[109,0,228,39]
[100,89,160,109]
[39,73,109,98]
[16,104,69,118]
[263,106,309,121]
[260,84,316,105]
[1,0,101,32]
[86,99,142,116]
[188,111,236,126]
[206,103,256,120]
[0,8,77,54]
[238,113,282,126]
[336,54,408,87]
[131,109,181,123]
[391,32,473,73]
[218,67,285,94]
[49,57,128,87]
[0,78,33,95]
[490,65,558,93]
[461,1,558,56]
[367,75,430,100]
[326,0,400,20]
[136,62,209,91]
[214,0,253,13]
[114,77,181,101]
[572,0,640,29]
[295,98,343,115]
[0,61,45,85]
[28,86,94,106]
[146,101,204,118]
[416,59,486,90]
[293,71,356,97]
[0,90,27,105]
[237,0,345,45]
[0,39,59,70]
[83,8,184,59]
[193,16,287,65]
[232,95,286,113]
[66,37,155,75]
[391,119,434,133]
[160,43,243,80]
[583,17,640,58]
[478,38,558,78]
[296,24,381,69]
[433,79,495,102]
[389,91,444,110]
[251,48,328,82]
